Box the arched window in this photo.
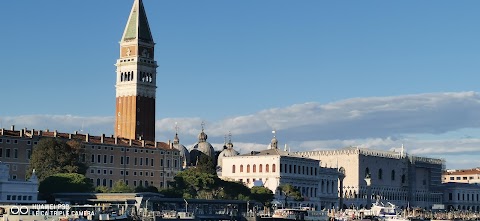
[378,169,383,180]
[247,164,250,173]
[266,164,270,172]
[232,165,236,173]
[121,73,124,82]
[253,164,256,173]
[401,174,406,184]
[391,170,396,181]
[96,178,101,186]
[365,167,370,178]
[259,164,263,172]
[272,164,276,172]
[240,165,243,173]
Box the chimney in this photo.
[38,130,43,137]
[85,133,90,143]
[129,139,132,146]
[11,125,15,131]
[20,129,24,137]
[74,131,78,135]
[168,139,171,146]
[155,142,158,148]
[1,128,4,136]
[69,134,73,139]
[31,129,35,138]
[54,130,58,137]
[101,134,105,144]
[114,136,118,145]
[141,140,145,147]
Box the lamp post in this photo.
[338,167,346,211]
[364,173,372,209]
[184,199,188,213]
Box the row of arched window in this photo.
[232,164,276,173]
[121,71,134,82]
[120,71,154,83]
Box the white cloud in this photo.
[3,91,480,169]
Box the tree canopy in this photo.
[29,138,87,181]
[278,184,303,206]
[110,180,135,193]
[39,173,93,203]
[251,186,275,207]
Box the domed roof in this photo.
[193,142,215,158]
[172,133,190,167]
[191,129,214,158]
[217,138,239,168]
[269,136,278,149]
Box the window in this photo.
[232,165,236,173]
[140,158,143,166]
[272,164,276,172]
[91,169,94,174]
[103,155,107,164]
[247,164,250,173]
[463,177,468,180]
[97,155,101,163]
[120,156,124,165]
[253,165,256,173]
[13,149,18,158]
[450,177,454,181]
[378,169,383,180]
[110,156,114,164]
[456,177,461,180]
[91,154,95,163]
[266,164,270,172]
[259,164,263,172]
[103,169,107,175]
[126,157,130,165]
[365,167,370,178]
[6,149,11,158]
[120,170,124,175]
[0,139,2,143]
[0,148,3,157]
[240,165,244,173]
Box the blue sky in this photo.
[2,1,480,169]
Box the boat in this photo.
[272,207,329,221]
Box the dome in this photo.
[173,143,190,166]
[193,142,215,158]
[198,131,207,142]
[217,141,239,168]
[172,133,190,167]
[269,136,278,149]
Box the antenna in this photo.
[228,131,232,143]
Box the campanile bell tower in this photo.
[115,0,157,141]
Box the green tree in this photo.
[194,154,216,175]
[29,138,87,181]
[171,168,216,199]
[95,186,110,193]
[278,184,303,207]
[110,180,134,193]
[251,186,274,207]
[39,173,93,202]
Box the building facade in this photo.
[298,147,445,210]
[115,0,157,141]
[441,182,480,211]
[443,168,480,184]
[220,135,339,210]
[0,126,182,189]
[0,162,43,204]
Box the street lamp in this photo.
[364,173,372,209]
[184,199,188,213]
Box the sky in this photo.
[2,1,480,169]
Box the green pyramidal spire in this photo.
[122,0,154,43]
